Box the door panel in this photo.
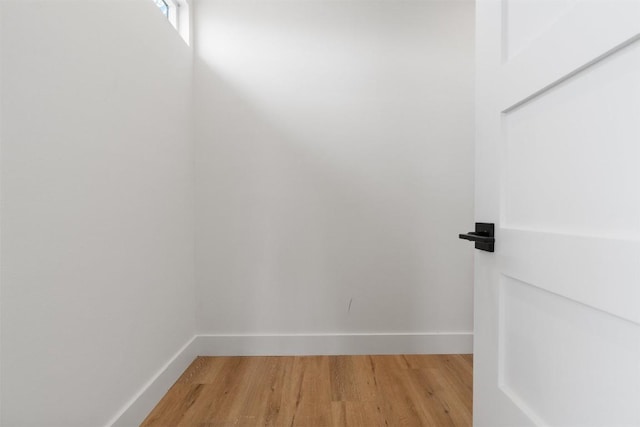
[499,276,640,427]
[505,0,578,60]
[502,0,640,111]
[475,1,640,426]
[500,229,640,324]
[503,41,640,237]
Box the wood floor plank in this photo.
[370,356,439,427]
[173,357,259,426]
[140,384,204,426]
[289,356,333,427]
[331,401,389,427]
[330,355,378,402]
[175,356,227,385]
[423,368,472,426]
[142,354,473,427]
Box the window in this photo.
[153,0,177,28]
[153,0,169,19]
[151,0,191,45]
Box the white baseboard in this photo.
[107,332,472,426]
[107,336,199,427]
[195,332,473,356]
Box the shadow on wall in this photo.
[192,0,475,337]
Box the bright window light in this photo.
[150,0,191,46]
[153,0,169,18]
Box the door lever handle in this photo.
[458,232,494,244]
[459,223,495,252]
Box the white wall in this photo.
[194,0,475,346]
[0,2,195,426]
[1,0,474,423]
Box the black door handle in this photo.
[458,232,494,243]
[459,223,495,252]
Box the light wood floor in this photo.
[141,354,473,427]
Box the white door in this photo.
[473,1,640,426]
